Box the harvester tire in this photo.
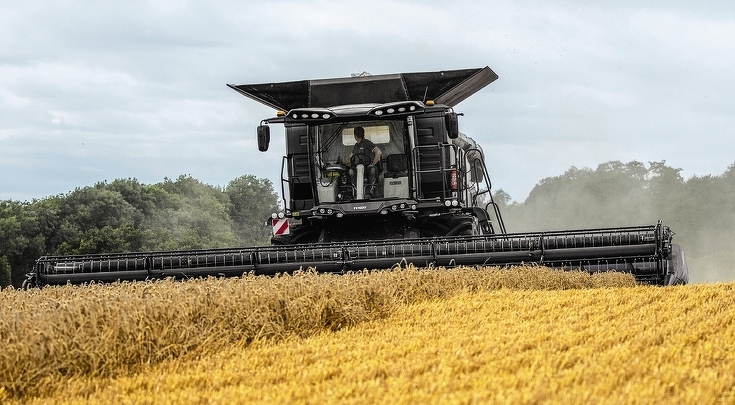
[290,226,321,244]
[420,221,450,238]
[271,234,293,245]
[446,217,476,236]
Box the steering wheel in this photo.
[350,153,373,167]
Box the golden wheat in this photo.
[6,281,734,405]
[0,265,632,400]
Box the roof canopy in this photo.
[228,67,498,111]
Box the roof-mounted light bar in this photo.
[369,101,425,117]
[285,108,335,123]
[283,100,426,124]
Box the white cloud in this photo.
[1,0,734,203]
[0,88,31,108]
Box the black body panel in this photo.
[228,67,498,111]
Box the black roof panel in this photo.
[228,67,498,111]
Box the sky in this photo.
[2,1,734,203]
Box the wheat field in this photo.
[1,266,733,404]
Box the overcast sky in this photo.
[2,1,734,203]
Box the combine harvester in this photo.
[24,67,689,288]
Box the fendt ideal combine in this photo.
[25,67,689,288]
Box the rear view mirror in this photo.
[445,112,459,139]
[257,125,270,152]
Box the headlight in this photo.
[286,108,335,122]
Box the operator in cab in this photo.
[342,126,382,198]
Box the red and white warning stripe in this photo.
[272,218,290,235]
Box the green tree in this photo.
[0,256,11,289]
[496,159,735,282]
[106,179,152,210]
[0,174,280,287]
[490,189,512,208]
[60,186,140,231]
[226,175,279,246]
[50,186,142,254]
[0,200,46,286]
[155,175,239,250]
[505,160,680,232]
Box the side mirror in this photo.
[445,112,459,139]
[257,125,270,152]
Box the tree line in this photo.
[2,160,732,288]
[0,175,278,288]
[495,160,735,283]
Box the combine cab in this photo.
[25,67,689,288]
[232,67,504,244]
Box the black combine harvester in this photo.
[24,67,689,288]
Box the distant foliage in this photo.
[0,256,10,289]
[501,160,735,282]
[2,162,733,286]
[0,175,278,287]
[226,175,278,246]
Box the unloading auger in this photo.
[24,67,689,288]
